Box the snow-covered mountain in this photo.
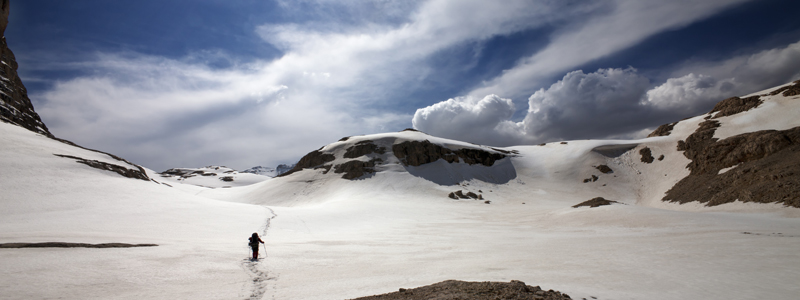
[242,164,296,177]
[219,81,800,211]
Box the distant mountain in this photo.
[242,164,296,177]
[158,166,270,188]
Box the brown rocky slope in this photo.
[350,280,572,300]
[656,81,800,208]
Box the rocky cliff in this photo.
[0,1,151,181]
[0,0,51,136]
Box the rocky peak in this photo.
[0,0,51,136]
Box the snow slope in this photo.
[0,123,271,299]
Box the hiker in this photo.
[248,232,264,260]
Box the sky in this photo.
[7,0,800,171]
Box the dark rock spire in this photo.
[0,0,52,136]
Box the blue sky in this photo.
[7,0,800,171]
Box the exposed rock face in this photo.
[344,140,387,158]
[1,2,155,183]
[639,147,654,163]
[0,242,157,248]
[583,175,598,183]
[0,0,51,136]
[392,140,506,167]
[333,158,382,180]
[573,197,619,208]
[595,165,613,174]
[54,154,150,181]
[767,80,800,97]
[448,190,482,200]
[278,150,336,177]
[350,280,572,300]
[665,122,800,208]
[648,122,677,137]
[709,95,763,119]
[675,120,720,167]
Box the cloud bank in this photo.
[415,41,800,145]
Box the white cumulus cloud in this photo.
[412,94,522,146]
[415,39,800,146]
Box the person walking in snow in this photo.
[249,232,264,260]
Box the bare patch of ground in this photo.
[582,175,598,183]
[709,96,763,119]
[767,80,800,97]
[639,147,654,163]
[448,190,483,200]
[350,280,572,300]
[344,140,387,158]
[648,122,677,137]
[0,242,157,248]
[573,197,620,208]
[595,165,613,174]
[333,158,383,180]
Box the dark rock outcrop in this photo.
[344,140,387,158]
[278,150,336,177]
[333,158,382,180]
[767,80,800,97]
[350,280,571,300]
[0,0,51,136]
[595,165,613,174]
[709,96,763,119]
[665,122,800,208]
[2,3,154,183]
[583,175,599,183]
[647,122,677,137]
[454,190,469,199]
[54,154,149,181]
[573,197,619,208]
[0,242,157,248]
[392,140,506,167]
[675,120,720,171]
[639,147,654,163]
[448,190,482,200]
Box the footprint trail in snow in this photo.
[241,207,277,300]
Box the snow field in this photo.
[0,123,271,299]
